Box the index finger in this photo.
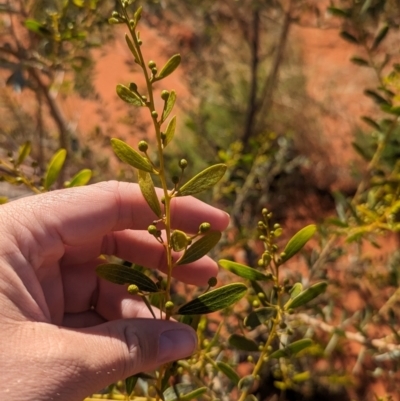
[3,181,229,255]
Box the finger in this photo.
[62,229,219,283]
[62,257,216,315]
[3,181,229,268]
[11,320,197,401]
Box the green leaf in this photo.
[96,263,158,292]
[133,6,143,27]
[361,116,380,130]
[176,231,221,265]
[292,371,311,383]
[125,375,138,396]
[125,34,140,64]
[164,384,207,401]
[244,307,277,330]
[238,376,254,392]
[219,259,272,281]
[171,230,189,252]
[364,89,390,106]
[286,281,328,310]
[17,141,31,166]
[111,138,154,173]
[163,116,176,147]
[116,84,145,106]
[178,283,247,315]
[44,149,67,190]
[339,31,359,44]
[162,90,176,123]
[228,334,258,351]
[24,19,51,36]
[72,0,84,6]
[156,54,181,80]
[138,170,162,217]
[372,25,389,51]
[216,361,240,385]
[327,7,350,18]
[289,283,303,299]
[269,338,313,359]
[350,57,369,67]
[66,169,92,187]
[178,164,227,196]
[282,225,316,262]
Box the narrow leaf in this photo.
[96,263,158,292]
[339,31,359,44]
[327,7,350,18]
[17,141,31,166]
[178,283,247,315]
[350,57,369,67]
[216,361,240,385]
[361,116,380,130]
[24,19,51,36]
[125,375,138,396]
[171,230,189,252]
[372,25,389,51]
[289,283,303,299]
[163,116,176,147]
[116,84,145,106]
[244,307,277,330]
[162,90,176,122]
[219,259,272,281]
[286,281,328,310]
[178,164,227,196]
[67,169,92,187]
[138,170,162,217]
[282,225,316,262]
[269,338,313,359]
[111,138,154,172]
[176,231,221,265]
[364,89,390,106]
[157,54,181,80]
[164,384,207,401]
[228,334,259,351]
[44,149,67,190]
[125,34,140,64]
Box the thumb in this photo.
[40,319,196,400]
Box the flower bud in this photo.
[199,222,211,233]
[208,277,217,287]
[179,159,188,169]
[138,140,148,152]
[127,284,139,295]
[148,224,158,235]
[161,90,170,100]
[148,60,156,69]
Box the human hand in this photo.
[0,181,229,401]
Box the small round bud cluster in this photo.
[208,277,217,287]
[161,90,170,100]
[127,284,139,295]
[199,222,211,233]
[148,60,156,69]
[179,159,188,169]
[252,300,260,308]
[172,176,179,185]
[138,140,148,152]
[151,111,158,119]
[160,196,166,205]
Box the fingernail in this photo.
[158,329,197,364]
